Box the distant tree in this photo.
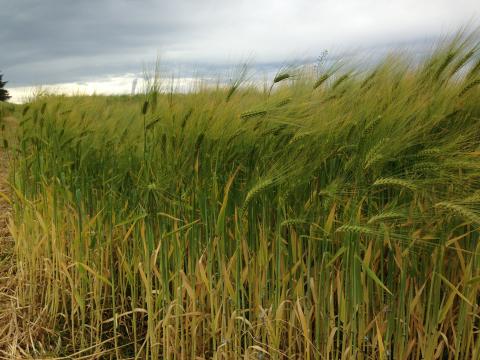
[0,73,11,102]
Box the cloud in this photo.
[6,74,216,103]
[1,0,479,87]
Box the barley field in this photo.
[3,34,480,359]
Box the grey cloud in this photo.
[1,0,479,86]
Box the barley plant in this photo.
[8,33,480,359]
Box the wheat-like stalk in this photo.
[435,201,480,224]
[240,110,267,120]
[363,138,388,169]
[459,79,480,97]
[336,224,373,235]
[373,177,417,191]
[241,178,274,216]
[367,211,405,224]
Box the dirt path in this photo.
[0,117,18,358]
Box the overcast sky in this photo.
[1,0,479,100]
